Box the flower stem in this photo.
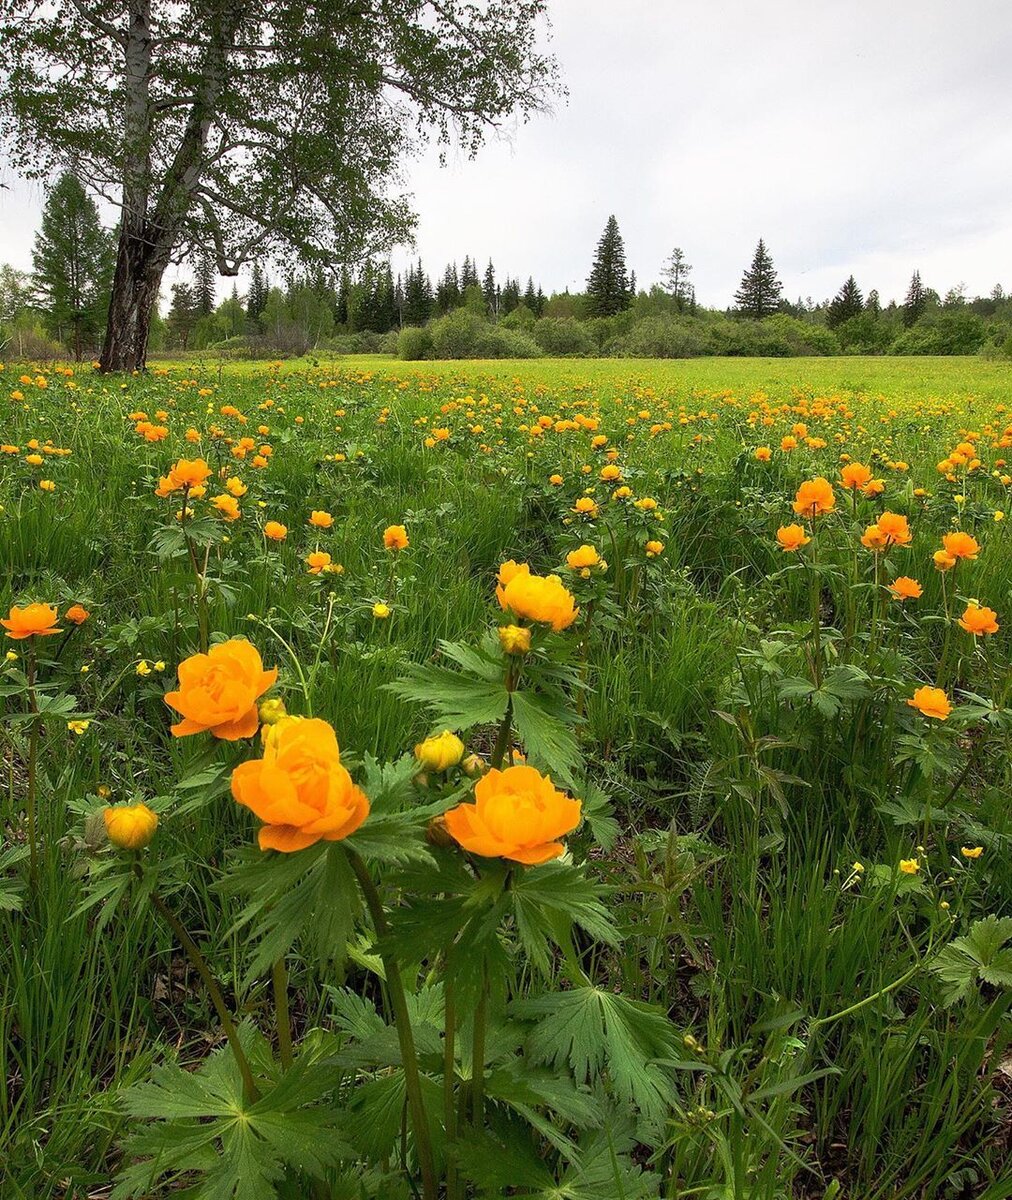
[345,846,437,1200]
[444,969,459,1200]
[25,644,39,887]
[140,871,260,1103]
[272,956,294,1071]
[471,962,488,1130]
[490,693,514,771]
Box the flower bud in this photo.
[414,730,465,773]
[426,814,454,848]
[103,803,158,850]
[461,753,486,778]
[498,624,531,656]
[259,696,287,725]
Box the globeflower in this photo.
[957,602,999,635]
[792,477,836,518]
[499,624,532,655]
[65,603,90,624]
[776,524,810,552]
[383,524,408,550]
[2,603,62,639]
[231,717,369,852]
[907,685,952,720]
[169,458,212,490]
[941,531,980,561]
[309,510,333,529]
[164,639,277,739]
[566,544,602,571]
[443,764,581,865]
[264,521,288,541]
[645,540,665,557]
[499,569,579,633]
[211,494,241,521]
[754,446,772,462]
[306,551,332,575]
[887,577,922,601]
[415,730,465,772]
[840,462,872,490]
[103,803,159,850]
[877,512,912,546]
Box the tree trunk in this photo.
[100,226,168,372]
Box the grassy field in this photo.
[2,354,1010,1199]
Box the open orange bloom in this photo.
[306,550,332,575]
[792,477,835,518]
[2,603,62,639]
[443,764,581,865]
[383,524,408,550]
[231,717,369,852]
[876,512,912,546]
[65,603,90,625]
[933,549,957,572]
[169,458,212,489]
[566,544,601,570]
[309,510,333,529]
[958,602,999,635]
[211,494,241,521]
[840,462,872,490]
[860,524,888,551]
[165,639,277,739]
[941,531,980,561]
[907,686,952,720]
[776,524,810,552]
[500,570,579,632]
[887,577,922,601]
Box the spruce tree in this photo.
[460,256,478,290]
[31,171,114,358]
[403,260,433,325]
[167,282,198,350]
[734,239,782,318]
[193,249,216,316]
[523,277,537,311]
[826,275,864,328]
[436,262,461,314]
[501,277,521,315]
[903,270,926,327]
[585,215,631,316]
[660,247,693,310]
[482,261,497,318]
[246,262,268,325]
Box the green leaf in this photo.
[511,690,581,785]
[510,862,619,976]
[385,663,508,729]
[930,915,1012,1005]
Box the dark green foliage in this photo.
[903,269,927,326]
[826,275,864,328]
[734,238,783,318]
[585,215,632,317]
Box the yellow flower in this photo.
[39,479,56,491]
[960,846,983,859]
[415,730,465,772]
[103,803,159,850]
[499,624,532,655]
[136,660,152,676]
[67,719,91,735]
[259,697,288,725]
[372,602,391,619]
[899,858,920,875]
[566,544,601,570]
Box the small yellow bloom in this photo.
[67,719,91,735]
[415,730,465,773]
[499,624,532,655]
[960,846,983,859]
[259,697,288,725]
[899,858,920,875]
[372,602,391,619]
[136,660,152,676]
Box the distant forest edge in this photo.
[4,177,1012,363]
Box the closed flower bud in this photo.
[259,697,287,725]
[461,753,487,778]
[499,624,531,655]
[426,814,454,848]
[415,730,465,773]
[103,803,158,850]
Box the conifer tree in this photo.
[482,260,497,318]
[734,238,782,318]
[167,282,198,350]
[403,259,433,325]
[523,277,537,311]
[460,256,478,290]
[193,249,216,317]
[436,262,461,314]
[903,271,926,326]
[660,247,693,311]
[246,262,268,325]
[585,215,631,316]
[501,277,521,315]
[826,275,864,328]
[31,171,114,358]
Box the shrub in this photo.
[891,311,987,355]
[397,325,434,360]
[611,315,706,358]
[532,318,596,357]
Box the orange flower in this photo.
[211,494,241,521]
[263,521,288,541]
[792,477,836,518]
[776,523,810,552]
[169,458,212,489]
[306,550,332,574]
[877,512,912,546]
[907,686,952,720]
[495,560,530,607]
[499,568,579,632]
[164,639,277,739]
[65,603,90,625]
[2,603,62,639]
[443,764,581,865]
[933,549,957,572]
[862,478,885,498]
[887,577,922,601]
[103,803,158,850]
[839,462,872,490]
[645,540,665,557]
[573,496,599,517]
[231,717,369,852]
[860,523,888,551]
[566,544,601,570]
[309,510,333,529]
[941,531,980,561]
[957,602,999,635]
[754,446,772,462]
[383,523,409,550]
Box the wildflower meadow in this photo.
[2,353,1011,1199]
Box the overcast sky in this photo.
[2,0,1011,307]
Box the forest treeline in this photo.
[3,177,1012,362]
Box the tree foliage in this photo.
[734,238,783,319]
[585,215,631,317]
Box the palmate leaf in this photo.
[218,843,358,982]
[113,1030,350,1199]
[510,861,619,976]
[930,915,1012,1005]
[511,987,677,1124]
[385,662,509,729]
[511,690,581,785]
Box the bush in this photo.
[891,311,987,355]
[611,315,706,358]
[532,318,595,357]
[397,325,434,360]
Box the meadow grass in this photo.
[1,355,1010,1198]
